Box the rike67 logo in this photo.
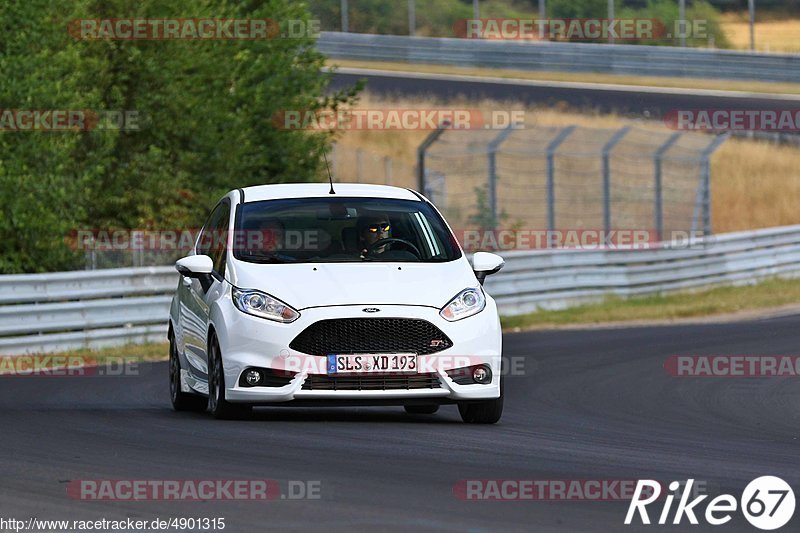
[626,477,795,530]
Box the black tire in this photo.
[207,333,251,420]
[457,378,503,424]
[169,333,208,412]
[404,405,440,415]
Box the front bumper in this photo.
[205,302,502,404]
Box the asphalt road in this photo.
[1,316,799,532]
[329,69,800,119]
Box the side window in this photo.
[210,202,230,277]
[196,200,230,277]
[197,204,223,257]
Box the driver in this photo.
[357,213,392,258]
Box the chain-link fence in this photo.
[79,127,726,269]
[419,124,728,241]
[329,143,414,186]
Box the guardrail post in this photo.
[416,121,450,193]
[654,132,683,241]
[546,125,576,236]
[602,126,630,233]
[487,125,515,228]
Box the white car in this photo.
[168,183,505,423]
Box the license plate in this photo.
[326,354,417,374]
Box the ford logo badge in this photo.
[362,308,380,313]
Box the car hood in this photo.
[227,259,477,310]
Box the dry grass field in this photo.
[721,11,800,53]
[331,94,800,234]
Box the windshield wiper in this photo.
[238,251,296,264]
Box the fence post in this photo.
[384,156,392,185]
[607,0,615,44]
[696,133,729,236]
[487,126,515,228]
[546,125,576,235]
[330,142,338,178]
[416,121,450,192]
[131,230,142,267]
[601,126,630,233]
[654,132,682,241]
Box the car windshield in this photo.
[233,197,461,263]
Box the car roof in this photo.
[238,183,422,203]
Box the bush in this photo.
[0,0,359,273]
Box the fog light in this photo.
[472,365,491,384]
[244,369,262,386]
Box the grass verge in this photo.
[501,277,800,330]
[0,342,169,375]
[68,342,169,363]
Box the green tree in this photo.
[0,0,360,273]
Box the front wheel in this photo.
[208,334,251,420]
[169,333,207,412]
[457,378,503,424]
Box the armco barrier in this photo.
[0,267,176,355]
[317,32,800,84]
[2,224,800,355]
[484,225,800,315]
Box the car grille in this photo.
[301,372,442,391]
[289,318,452,356]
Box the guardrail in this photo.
[0,267,176,355]
[2,224,800,355]
[484,225,800,315]
[318,32,800,83]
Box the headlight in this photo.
[440,287,485,321]
[232,288,299,323]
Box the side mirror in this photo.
[472,252,504,285]
[175,255,213,278]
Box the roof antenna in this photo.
[323,149,336,195]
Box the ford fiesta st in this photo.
[168,183,505,423]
